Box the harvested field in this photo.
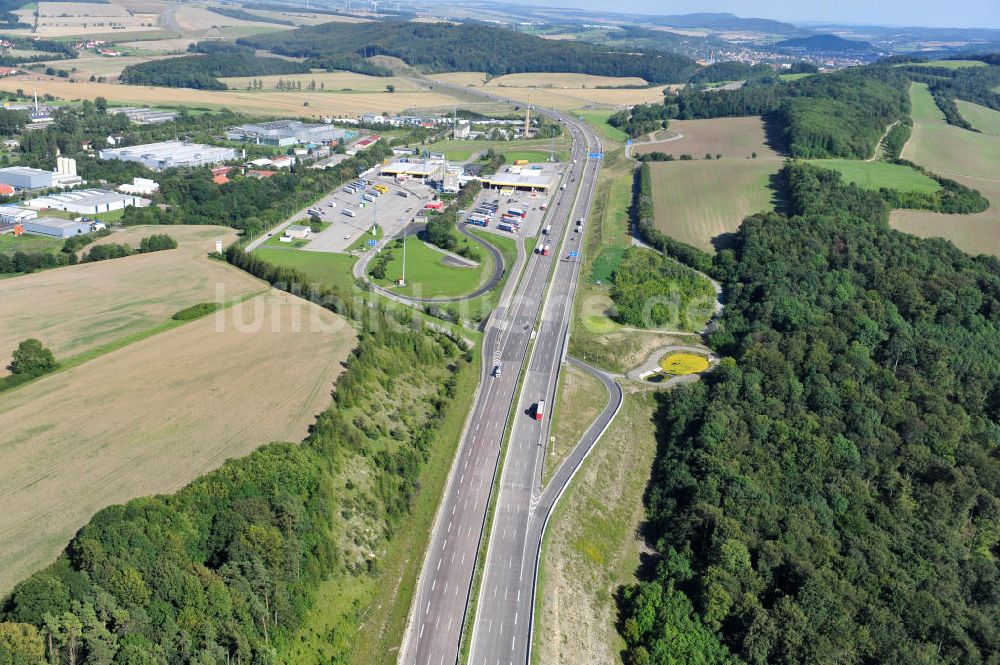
[173,5,279,30]
[892,83,1000,257]
[117,37,197,51]
[633,116,782,160]
[40,54,190,80]
[535,393,658,665]
[0,225,260,369]
[473,85,668,111]
[0,75,471,117]
[433,71,489,86]
[648,159,780,252]
[486,72,649,89]
[11,1,161,37]
[219,70,424,93]
[0,289,355,595]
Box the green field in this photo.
[373,235,488,298]
[892,82,1000,258]
[903,83,1000,180]
[957,100,1000,137]
[808,159,941,193]
[648,159,779,253]
[918,60,987,69]
[428,137,572,163]
[0,233,63,256]
[910,82,947,122]
[253,247,357,292]
[575,108,629,143]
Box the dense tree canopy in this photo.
[119,48,309,90]
[239,20,699,84]
[668,65,911,159]
[620,162,1000,665]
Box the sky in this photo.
[504,0,1000,30]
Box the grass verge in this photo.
[285,344,483,665]
[532,393,658,665]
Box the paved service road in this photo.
[399,86,606,665]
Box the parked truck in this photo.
[497,223,515,233]
[343,209,357,218]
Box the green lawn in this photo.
[808,159,941,194]
[253,247,357,292]
[346,224,383,252]
[956,100,1000,137]
[501,150,555,164]
[0,233,63,256]
[428,137,572,163]
[372,235,487,298]
[575,109,629,143]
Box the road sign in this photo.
[568,250,579,258]
[368,239,377,247]
[627,139,633,146]
[588,151,604,159]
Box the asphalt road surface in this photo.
[399,93,606,665]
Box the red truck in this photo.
[535,400,545,421]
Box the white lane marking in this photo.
[437,558,441,571]
[425,601,430,615]
[419,624,425,638]
[431,578,436,591]
[514,612,518,626]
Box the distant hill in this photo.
[239,20,700,84]
[774,34,875,53]
[648,12,806,37]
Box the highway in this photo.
[399,86,611,665]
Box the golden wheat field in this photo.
[0,74,470,117]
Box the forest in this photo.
[609,104,671,139]
[119,43,309,90]
[239,20,699,84]
[619,162,1000,665]
[610,247,715,331]
[0,276,473,663]
[899,59,1000,129]
[667,65,911,159]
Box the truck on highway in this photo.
[492,362,501,377]
[543,224,552,235]
[535,400,545,421]
[542,244,551,256]
[560,183,567,191]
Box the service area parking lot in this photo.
[302,176,438,253]
[463,168,568,246]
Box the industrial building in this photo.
[118,177,159,196]
[27,189,150,215]
[22,217,91,238]
[0,166,53,190]
[98,141,237,171]
[112,107,179,125]
[482,166,556,192]
[380,160,443,181]
[225,120,356,147]
[0,206,37,224]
